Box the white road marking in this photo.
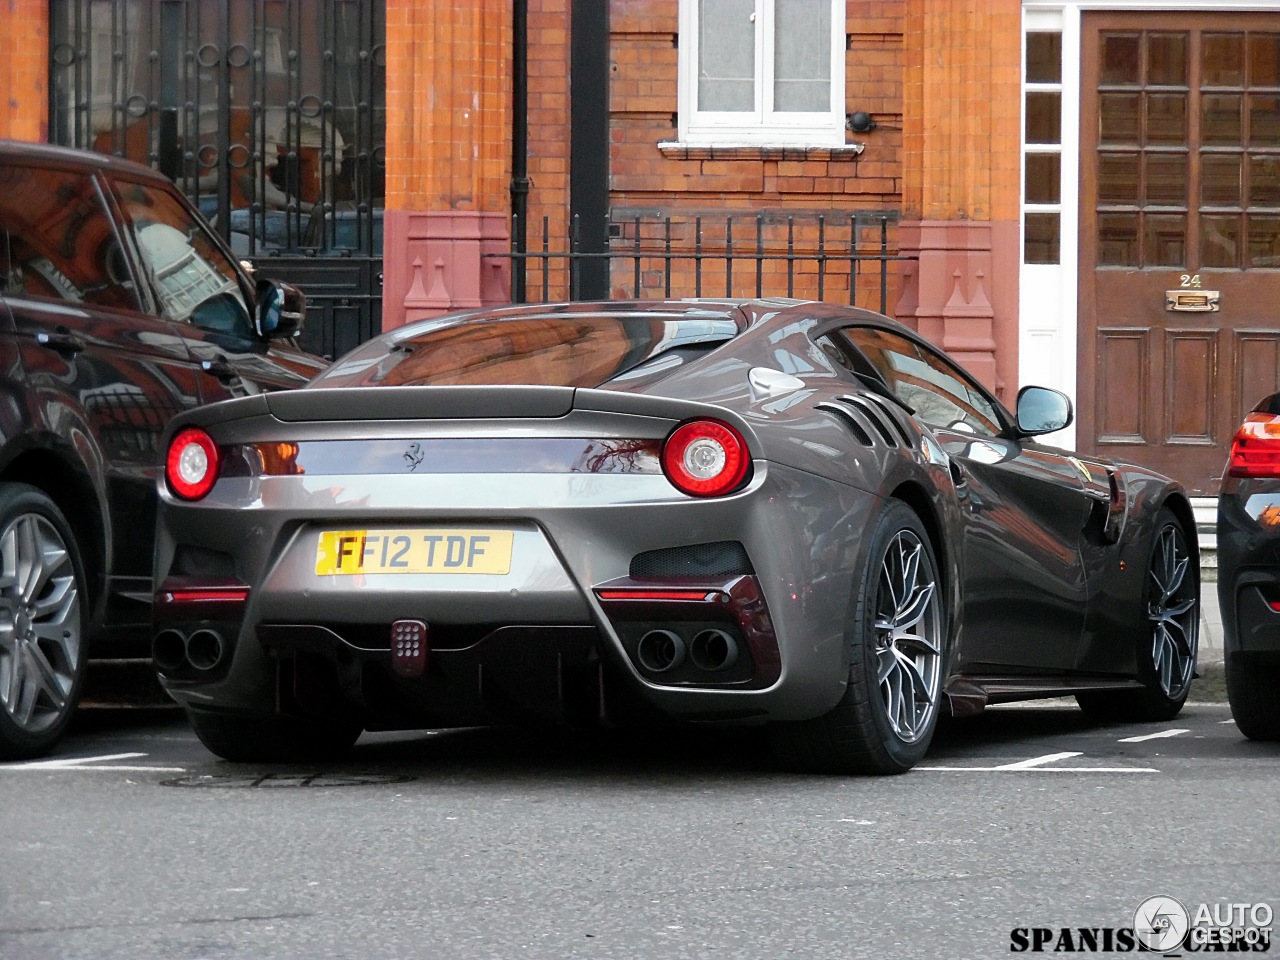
[1,752,185,773]
[993,751,1082,770]
[1118,728,1189,743]
[1220,719,1238,724]
[919,753,1158,773]
[918,765,1158,773]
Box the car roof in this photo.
[0,138,171,184]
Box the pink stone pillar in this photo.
[382,210,512,328]
[895,220,1019,403]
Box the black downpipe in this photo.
[215,0,232,243]
[569,0,609,301]
[511,0,529,303]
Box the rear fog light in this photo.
[390,620,429,678]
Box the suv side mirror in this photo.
[255,278,306,340]
[1016,385,1073,436]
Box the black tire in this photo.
[187,709,362,763]
[1226,657,1280,740]
[0,483,90,760]
[1077,507,1198,723]
[771,500,946,775]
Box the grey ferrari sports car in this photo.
[152,298,1200,773]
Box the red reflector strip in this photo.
[596,589,719,602]
[1269,601,1280,613]
[162,588,249,604]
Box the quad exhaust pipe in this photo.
[636,629,686,673]
[635,627,740,674]
[690,628,739,672]
[152,628,227,673]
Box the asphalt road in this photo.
[1,701,1276,960]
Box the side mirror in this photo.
[1016,385,1073,436]
[255,278,305,340]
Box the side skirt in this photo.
[944,675,1146,717]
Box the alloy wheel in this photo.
[0,513,82,734]
[873,530,943,743]
[1147,522,1197,701]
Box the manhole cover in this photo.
[161,773,416,788]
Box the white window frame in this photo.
[677,0,846,147]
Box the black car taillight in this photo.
[1228,412,1280,478]
[661,419,750,497]
[166,427,221,500]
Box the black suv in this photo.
[0,140,326,758]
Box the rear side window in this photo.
[314,314,740,388]
[109,177,251,336]
[838,326,1005,437]
[0,164,140,311]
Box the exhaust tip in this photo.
[689,628,739,672]
[185,629,226,672]
[636,629,686,673]
[152,629,189,673]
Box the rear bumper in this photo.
[155,462,878,727]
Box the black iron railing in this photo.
[494,212,910,313]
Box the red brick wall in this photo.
[523,0,573,300]
[519,0,908,305]
[0,0,49,142]
[385,0,512,212]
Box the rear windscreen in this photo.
[311,313,740,388]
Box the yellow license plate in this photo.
[315,529,515,575]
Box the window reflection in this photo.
[839,327,1002,436]
[0,165,139,311]
[112,178,250,334]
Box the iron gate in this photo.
[48,0,386,359]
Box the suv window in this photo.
[109,177,252,336]
[838,326,1005,437]
[0,164,140,312]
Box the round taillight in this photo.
[661,419,750,497]
[166,427,221,500]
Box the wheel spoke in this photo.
[12,650,39,726]
[1160,615,1192,654]
[1153,627,1173,692]
[882,661,904,730]
[897,541,921,608]
[32,573,74,620]
[894,630,941,658]
[2,640,23,713]
[1161,596,1196,619]
[895,581,936,631]
[880,559,902,615]
[876,645,896,686]
[894,648,935,704]
[24,642,68,712]
[898,662,918,732]
[12,517,40,604]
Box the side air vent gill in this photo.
[816,394,917,449]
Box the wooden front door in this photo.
[1079,13,1280,495]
